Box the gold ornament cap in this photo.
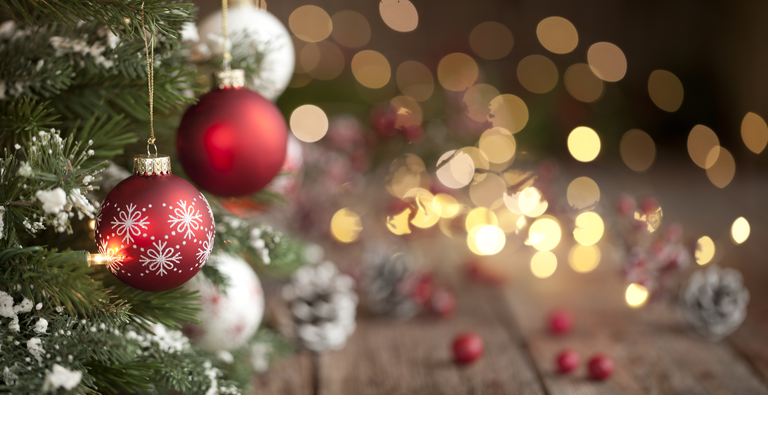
[214,69,246,89]
[134,154,172,176]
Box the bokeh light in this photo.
[289,6,332,42]
[469,21,514,60]
[463,83,500,122]
[469,174,506,208]
[478,127,516,164]
[504,186,543,215]
[290,105,328,143]
[517,55,559,94]
[436,149,476,189]
[489,94,529,134]
[437,53,479,92]
[648,70,684,112]
[404,188,441,229]
[391,95,423,130]
[564,63,604,103]
[568,127,601,162]
[695,236,716,265]
[731,217,750,244]
[468,225,506,256]
[352,50,391,89]
[573,212,604,246]
[620,129,656,172]
[379,0,418,32]
[536,17,578,54]
[331,10,371,48]
[497,208,523,234]
[706,146,735,188]
[435,193,460,219]
[567,177,600,210]
[687,125,720,169]
[465,207,498,232]
[741,112,768,154]
[306,40,344,80]
[568,244,601,273]
[386,208,412,235]
[625,283,649,308]
[528,216,562,252]
[396,61,434,102]
[386,153,429,199]
[330,208,362,243]
[587,42,627,82]
[531,251,557,279]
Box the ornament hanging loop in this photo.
[147,137,158,156]
[140,2,156,149]
[222,0,232,70]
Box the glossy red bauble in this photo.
[452,332,484,365]
[548,309,574,335]
[95,174,215,292]
[556,349,580,374]
[587,354,615,380]
[177,87,287,197]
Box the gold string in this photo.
[222,0,231,70]
[140,2,157,156]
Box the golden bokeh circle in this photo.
[687,125,720,169]
[731,217,750,244]
[567,176,600,210]
[706,146,735,189]
[463,83,500,122]
[290,105,329,143]
[567,126,601,162]
[568,244,601,273]
[528,216,562,252]
[469,174,507,208]
[351,50,391,89]
[330,208,362,243]
[531,250,557,278]
[436,150,475,189]
[469,21,514,60]
[437,53,479,92]
[695,236,716,265]
[741,112,768,154]
[587,42,627,82]
[620,129,656,172]
[478,127,516,164]
[536,17,578,54]
[489,94,529,134]
[306,40,345,81]
[648,70,684,112]
[391,95,423,130]
[379,0,418,32]
[331,10,371,48]
[564,63,603,103]
[289,5,333,43]
[396,61,434,102]
[573,212,605,246]
[517,55,559,94]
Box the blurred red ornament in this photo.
[177,84,287,197]
[400,272,434,305]
[556,350,580,374]
[640,196,660,215]
[452,332,484,364]
[587,354,614,380]
[95,157,215,292]
[429,289,457,319]
[370,106,398,137]
[617,193,636,216]
[403,124,424,143]
[548,309,574,335]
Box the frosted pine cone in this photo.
[681,266,750,341]
[282,261,357,352]
[362,248,430,319]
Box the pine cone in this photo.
[362,248,425,319]
[282,261,357,352]
[681,266,750,341]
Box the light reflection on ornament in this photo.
[568,244,601,273]
[695,236,716,265]
[625,283,649,308]
[731,217,750,244]
[531,251,557,278]
[330,208,362,243]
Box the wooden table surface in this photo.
[253,162,768,395]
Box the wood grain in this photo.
[251,350,315,395]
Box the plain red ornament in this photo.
[177,86,287,197]
[452,332,484,364]
[548,309,574,335]
[95,165,215,292]
[556,349,580,374]
[587,354,615,380]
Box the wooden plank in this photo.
[503,268,768,394]
[251,351,315,395]
[317,288,545,394]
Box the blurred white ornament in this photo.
[266,133,304,196]
[198,1,294,100]
[183,255,264,351]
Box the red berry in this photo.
[616,194,636,216]
[556,350,580,374]
[452,332,484,365]
[547,309,574,335]
[429,289,457,319]
[640,196,659,215]
[587,354,614,380]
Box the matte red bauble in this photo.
[177,70,288,197]
[452,332,484,365]
[95,155,215,292]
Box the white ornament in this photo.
[183,255,264,352]
[198,4,295,100]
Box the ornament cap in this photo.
[133,154,172,176]
[214,69,246,89]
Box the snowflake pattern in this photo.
[97,238,122,274]
[200,193,215,222]
[110,203,149,244]
[168,200,203,240]
[196,230,214,268]
[140,240,182,276]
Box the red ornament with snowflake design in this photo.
[95,154,215,292]
[176,69,287,197]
